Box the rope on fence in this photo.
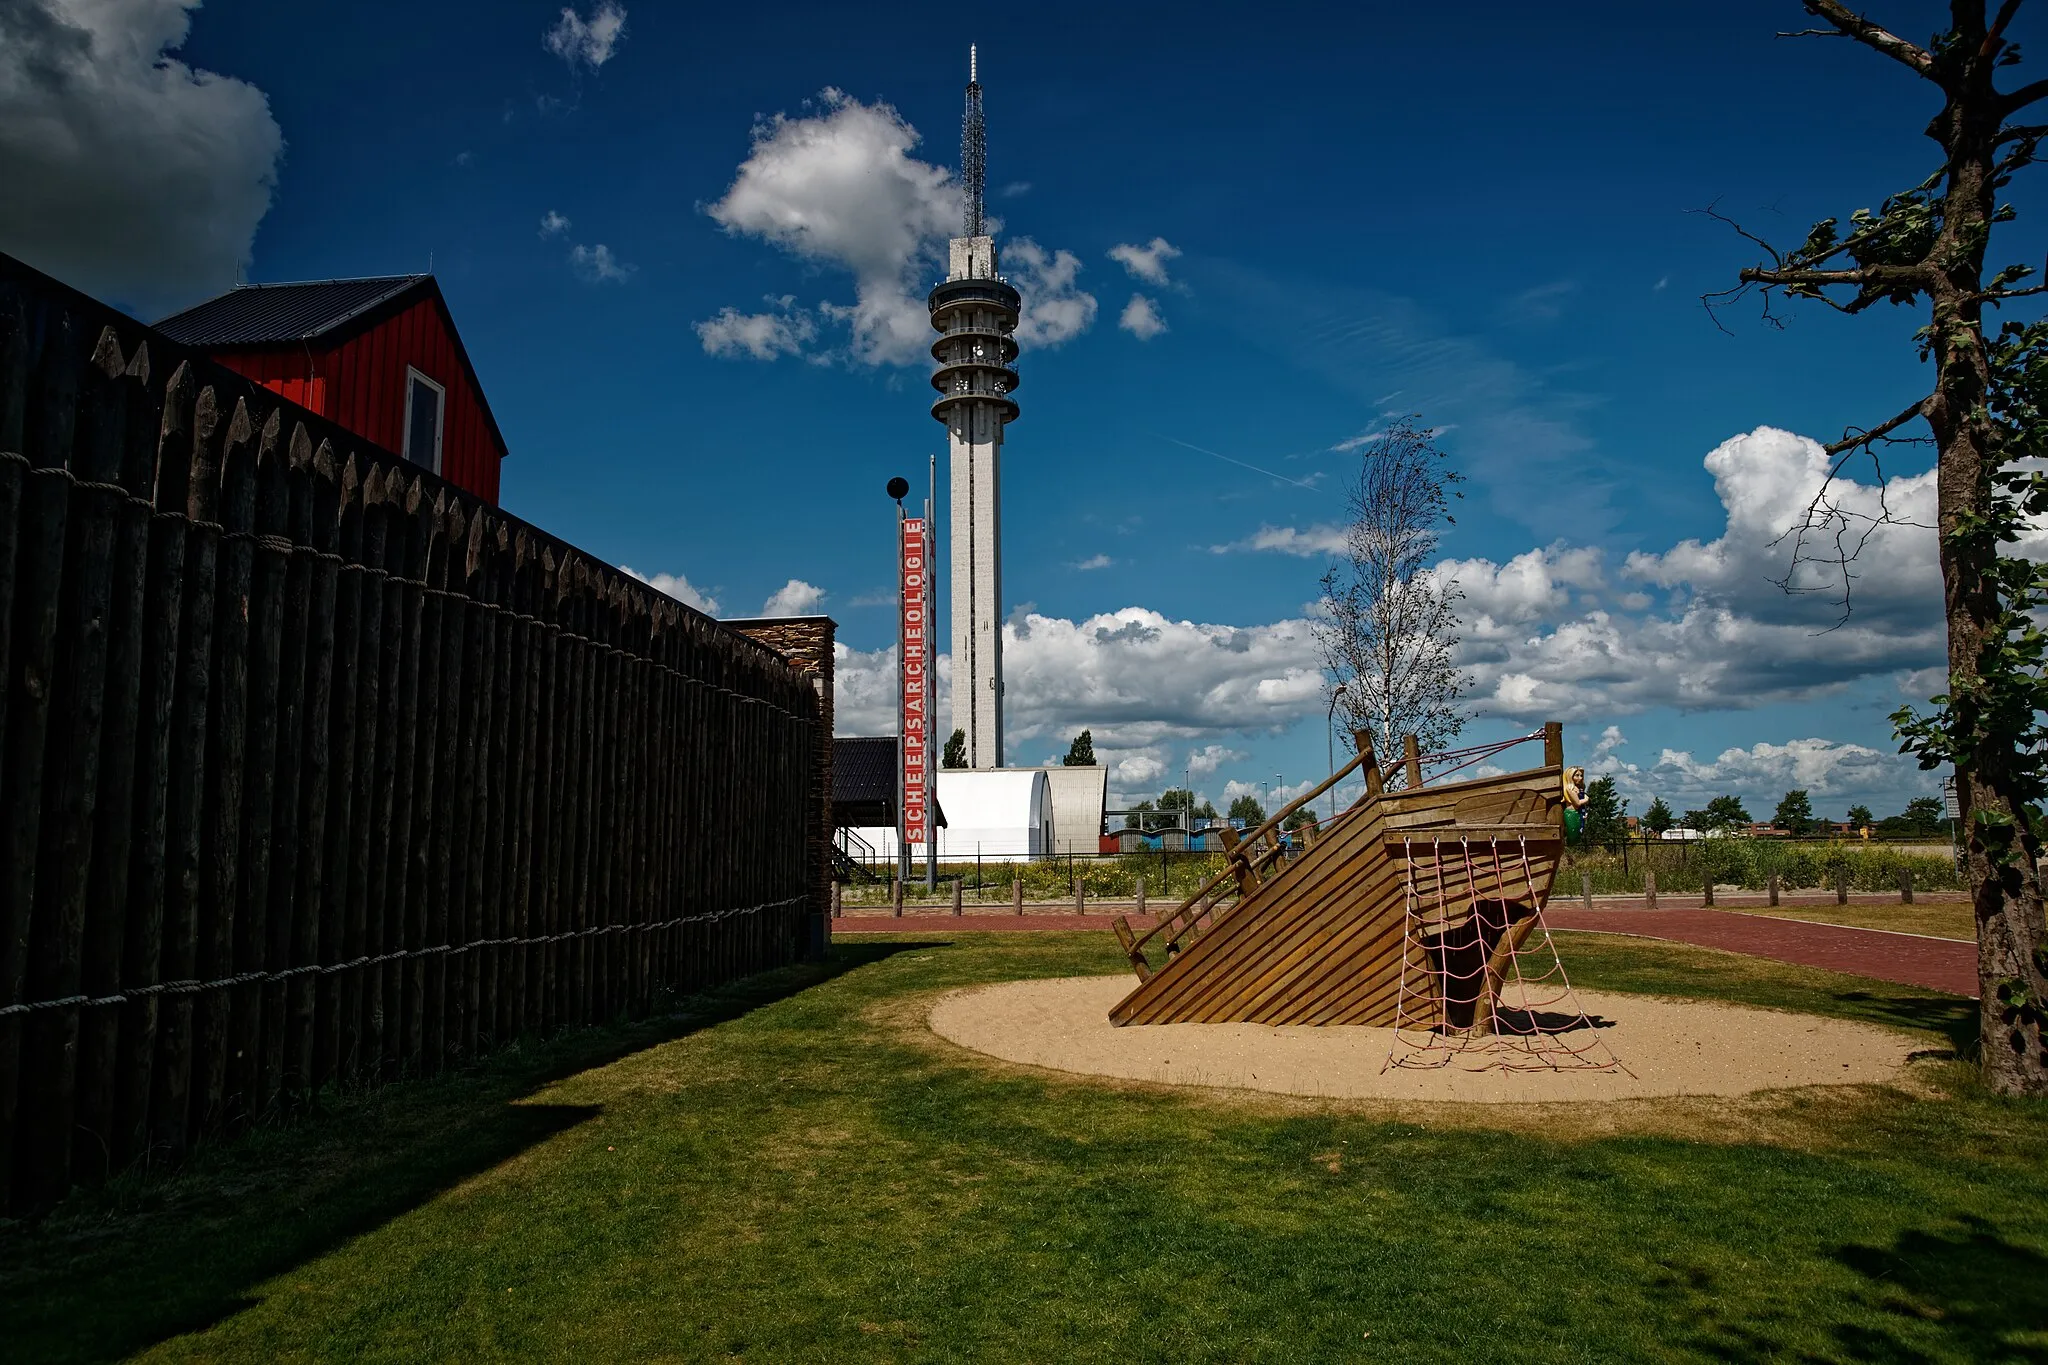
[0,894,805,1017]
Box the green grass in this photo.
[4,931,2043,1363]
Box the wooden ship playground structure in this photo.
[1110,722,1625,1073]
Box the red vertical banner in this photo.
[901,517,929,845]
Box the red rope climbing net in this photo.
[1383,836,1628,1074]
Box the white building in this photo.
[851,768,1053,863]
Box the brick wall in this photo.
[726,616,836,957]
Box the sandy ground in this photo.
[927,976,1922,1103]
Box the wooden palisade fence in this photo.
[0,254,827,1213]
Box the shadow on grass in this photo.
[1832,991,1980,1058]
[1657,1216,2048,1363]
[0,943,917,1365]
[1828,1215,2048,1363]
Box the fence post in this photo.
[1580,872,1593,909]
[1075,881,1084,916]
[1135,876,1146,915]
[1837,868,1849,905]
[1768,874,1780,907]
[1644,867,1658,910]
[951,879,962,916]
[892,873,902,918]
[1702,879,1714,908]
[1012,878,1023,915]
[831,880,841,919]
[1900,868,1914,905]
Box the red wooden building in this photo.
[156,275,508,504]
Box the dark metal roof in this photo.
[153,275,429,346]
[831,737,946,828]
[834,737,899,806]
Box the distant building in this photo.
[156,275,508,504]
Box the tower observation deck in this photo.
[929,44,1019,770]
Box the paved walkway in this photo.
[833,901,1979,998]
[1544,907,1978,997]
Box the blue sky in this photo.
[7,0,2027,821]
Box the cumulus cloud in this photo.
[569,242,634,283]
[539,210,570,238]
[761,578,826,617]
[619,565,718,616]
[0,0,284,313]
[700,91,1093,364]
[1186,744,1246,777]
[1007,238,1097,347]
[1072,553,1114,571]
[1445,430,1946,721]
[544,2,627,71]
[1584,727,1919,812]
[696,298,816,360]
[1108,237,1181,286]
[1119,294,1167,340]
[1210,524,1348,557]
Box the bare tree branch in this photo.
[1801,0,1937,76]
[1988,0,2026,48]
[1981,282,2048,300]
[1740,263,1933,290]
[1823,396,1934,454]
[1995,121,2048,147]
[1690,201,1784,267]
[2001,77,2048,114]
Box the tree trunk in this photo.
[1928,91,2048,1094]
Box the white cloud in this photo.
[1897,665,1947,701]
[703,90,955,365]
[1119,294,1167,340]
[539,210,570,238]
[1186,744,1246,777]
[701,92,1094,363]
[0,0,284,313]
[1072,553,1114,571]
[1108,237,1181,287]
[999,181,1032,198]
[569,242,634,283]
[761,578,826,617]
[1210,524,1348,558]
[1445,430,1946,721]
[1007,238,1097,348]
[1576,726,1923,813]
[696,298,816,360]
[619,565,719,616]
[544,2,627,71]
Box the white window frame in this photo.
[402,367,446,473]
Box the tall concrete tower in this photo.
[928,44,1019,770]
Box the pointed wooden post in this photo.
[1402,734,1423,790]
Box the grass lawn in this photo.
[4,931,2043,1363]
[1724,900,1977,941]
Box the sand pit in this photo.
[928,976,1922,1103]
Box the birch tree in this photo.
[1315,418,1469,765]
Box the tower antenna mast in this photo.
[962,45,986,238]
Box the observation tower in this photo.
[928,44,1020,770]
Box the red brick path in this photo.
[832,901,1978,998]
[1544,908,1977,997]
